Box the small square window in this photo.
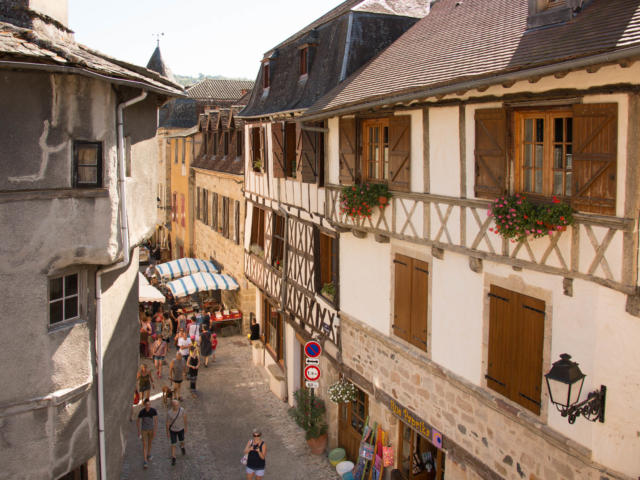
[74,142,102,188]
[49,273,80,325]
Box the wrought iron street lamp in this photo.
[545,354,606,424]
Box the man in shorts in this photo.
[136,399,158,468]
[166,399,188,466]
[169,351,186,401]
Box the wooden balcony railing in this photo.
[326,185,638,294]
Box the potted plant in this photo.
[289,388,328,455]
[488,194,574,243]
[249,244,264,258]
[320,282,335,302]
[340,183,392,219]
[253,160,263,172]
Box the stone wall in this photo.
[194,169,256,330]
[340,314,631,480]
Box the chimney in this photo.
[0,0,72,39]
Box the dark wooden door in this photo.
[338,388,368,462]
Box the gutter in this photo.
[300,44,640,121]
[95,90,147,480]
[0,60,185,97]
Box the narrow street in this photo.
[121,335,339,479]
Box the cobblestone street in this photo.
[121,335,339,479]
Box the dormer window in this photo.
[527,0,582,29]
[299,46,308,76]
[263,61,270,90]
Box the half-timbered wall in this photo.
[324,70,640,477]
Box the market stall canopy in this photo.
[138,273,165,303]
[155,258,219,280]
[167,272,239,298]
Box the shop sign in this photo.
[389,398,443,450]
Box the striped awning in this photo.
[155,258,219,280]
[166,272,239,297]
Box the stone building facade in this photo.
[297,0,640,479]
[0,1,182,478]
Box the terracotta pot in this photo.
[306,433,328,455]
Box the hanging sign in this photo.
[304,365,321,381]
[304,341,322,358]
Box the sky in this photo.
[68,0,345,81]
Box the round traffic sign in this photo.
[304,341,322,358]
[304,365,321,381]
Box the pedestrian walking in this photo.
[151,335,167,378]
[169,351,186,401]
[161,312,173,347]
[137,364,154,402]
[177,329,191,360]
[136,399,158,469]
[200,324,213,367]
[166,399,188,466]
[187,346,200,398]
[243,430,266,479]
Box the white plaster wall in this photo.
[340,233,391,335]
[328,116,340,185]
[127,137,158,246]
[429,106,460,196]
[430,253,484,385]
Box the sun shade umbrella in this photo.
[154,258,219,280]
[138,273,165,303]
[166,272,240,298]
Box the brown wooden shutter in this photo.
[410,259,429,350]
[212,193,218,230]
[393,254,412,342]
[196,187,201,221]
[572,103,617,215]
[339,117,357,184]
[272,122,286,178]
[475,108,507,199]
[259,127,266,173]
[486,285,512,398]
[297,125,318,183]
[514,294,545,415]
[234,200,241,245]
[389,115,411,191]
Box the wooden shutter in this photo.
[572,103,617,215]
[196,187,201,221]
[475,108,507,199]
[212,193,218,230]
[234,200,240,245]
[248,127,254,167]
[339,117,357,184]
[393,254,412,342]
[297,125,318,183]
[203,190,208,226]
[272,122,286,178]
[259,127,266,173]
[514,294,545,415]
[389,115,411,191]
[486,285,512,398]
[410,259,428,349]
[224,197,230,238]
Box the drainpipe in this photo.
[95,90,147,480]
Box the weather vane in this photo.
[153,33,165,47]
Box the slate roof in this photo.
[146,46,176,83]
[158,98,198,129]
[187,79,254,101]
[193,155,244,176]
[305,0,640,116]
[240,0,428,118]
[0,21,183,96]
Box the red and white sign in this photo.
[304,365,321,382]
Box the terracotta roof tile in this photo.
[307,0,640,115]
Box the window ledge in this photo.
[48,317,87,333]
[0,188,109,204]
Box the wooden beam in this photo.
[374,234,390,243]
[352,229,367,239]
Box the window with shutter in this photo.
[315,230,339,304]
[285,123,297,178]
[271,213,285,268]
[297,124,319,183]
[475,108,508,199]
[223,197,230,239]
[486,285,545,415]
[196,187,201,221]
[272,122,285,178]
[212,193,219,230]
[393,254,429,351]
[251,127,263,172]
[389,115,411,191]
[234,200,241,245]
[203,190,208,226]
[339,117,357,185]
[250,206,265,249]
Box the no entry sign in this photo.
[304,341,322,358]
[304,365,321,381]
